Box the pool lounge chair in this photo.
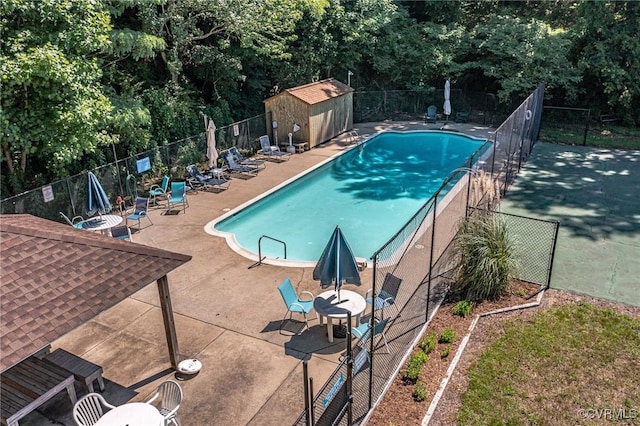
[229,146,266,169]
[186,164,231,192]
[221,150,259,177]
[455,107,472,123]
[424,105,437,124]
[258,135,291,162]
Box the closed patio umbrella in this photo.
[313,226,361,302]
[206,119,218,169]
[444,79,452,122]
[87,172,111,217]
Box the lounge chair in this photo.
[278,278,316,335]
[455,107,472,123]
[60,212,84,226]
[221,150,259,177]
[258,135,291,162]
[352,317,390,354]
[167,182,188,213]
[425,105,437,123]
[229,146,266,169]
[125,197,152,229]
[149,175,170,207]
[365,272,402,319]
[186,164,231,191]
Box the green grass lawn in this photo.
[540,124,640,150]
[457,302,640,425]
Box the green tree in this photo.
[1,0,113,195]
[570,1,640,123]
[461,15,581,103]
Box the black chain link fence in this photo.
[353,89,511,127]
[0,115,268,221]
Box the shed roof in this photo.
[267,78,353,106]
[0,214,191,372]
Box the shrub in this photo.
[453,300,474,317]
[452,214,520,301]
[413,381,428,402]
[439,328,455,344]
[402,351,429,384]
[441,344,452,358]
[419,332,437,354]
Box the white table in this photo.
[95,402,163,426]
[74,214,123,236]
[313,290,366,343]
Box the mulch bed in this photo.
[366,280,542,426]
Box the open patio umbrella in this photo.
[443,79,452,122]
[206,119,218,169]
[86,172,111,217]
[313,226,361,302]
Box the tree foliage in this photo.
[2,0,639,198]
[1,0,113,194]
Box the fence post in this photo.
[426,192,438,322]
[303,360,311,426]
[583,108,591,146]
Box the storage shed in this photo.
[264,78,354,149]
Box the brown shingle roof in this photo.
[0,214,191,372]
[279,78,353,105]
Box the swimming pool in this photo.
[208,131,488,265]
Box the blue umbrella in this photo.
[86,171,112,217]
[313,226,361,302]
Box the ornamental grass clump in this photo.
[453,214,519,301]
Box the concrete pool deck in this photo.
[22,120,496,426]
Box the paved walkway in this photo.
[23,121,498,426]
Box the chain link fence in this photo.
[0,115,267,221]
[353,89,510,127]
[295,83,552,425]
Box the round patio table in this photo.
[314,289,366,343]
[94,402,163,426]
[73,214,123,236]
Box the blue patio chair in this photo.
[186,164,230,192]
[110,224,132,241]
[221,150,259,177]
[424,105,437,123]
[149,176,170,207]
[126,197,152,230]
[455,107,472,123]
[229,146,266,169]
[365,273,402,319]
[352,317,390,354]
[167,182,188,213]
[278,278,316,334]
[258,135,291,162]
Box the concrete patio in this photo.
[23,120,496,426]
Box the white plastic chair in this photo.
[146,380,183,426]
[73,393,116,426]
[60,211,84,226]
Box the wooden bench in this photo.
[0,356,76,426]
[43,348,105,394]
[599,114,618,125]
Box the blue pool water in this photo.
[211,131,487,263]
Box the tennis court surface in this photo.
[500,142,640,306]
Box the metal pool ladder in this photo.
[248,235,287,268]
